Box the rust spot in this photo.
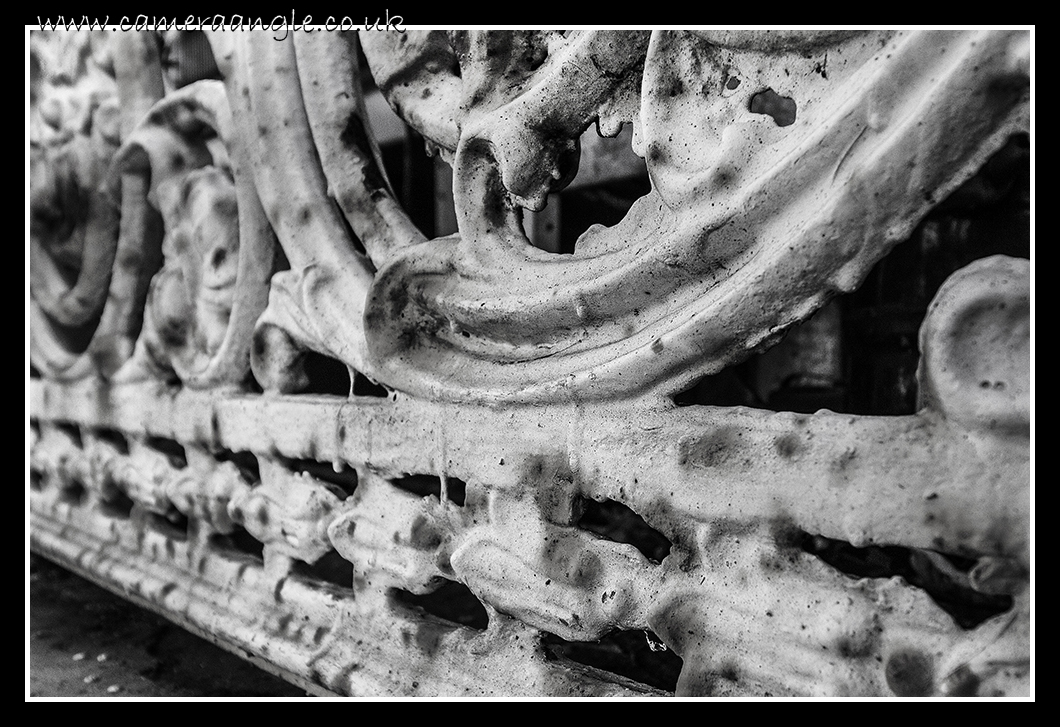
[158,315,188,348]
[328,661,362,693]
[571,551,603,586]
[769,516,804,553]
[116,246,142,271]
[409,515,443,549]
[677,427,740,468]
[415,622,444,656]
[711,168,735,191]
[252,330,268,361]
[759,548,797,572]
[342,114,390,196]
[836,631,876,659]
[833,448,856,471]
[940,664,980,696]
[774,433,802,459]
[885,649,934,696]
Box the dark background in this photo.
[28,553,307,698]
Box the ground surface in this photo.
[28,553,308,699]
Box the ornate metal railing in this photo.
[29,28,1031,697]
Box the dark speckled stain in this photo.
[312,626,329,646]
[835,628,877,659]
[414,621,444,657]
[758,547,800,573]
[116,245,144,272]
[520,453,573,488]
[159,582,177,599]
[678,671,731,697]
[341,113,392,199]
[384,277,409,318]
[940,664,980,696]
[408,515,443,549]
[367,278,424,355]
[570,551,604,586]
[699,517,756,549]
[710,168,735,193]
[677,427,740,468]
[833,447,856,473]
[327,661,362,693]
[482,168,513,230]
[158,316,189,349]
[774,433,803,459]
[277,613,293,634]
[885,649,934,696]
[252,329,267,362]
[769,516,804,553]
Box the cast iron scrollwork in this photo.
[29,28,1031,698]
